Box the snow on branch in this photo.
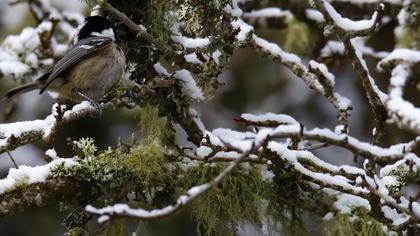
[0,157,78,195]
[328,0,401,5]
[311,0,388,141]
[322,0,383,32]
[171,24,211,49]
[243,7,293,20]
[363,175,420,224]
[384,65,420,134]
[311,0,385,37]
[0,102,97,154]
[86,108,414,221]
[242,7,294,26]
[378,49,420,69]
[225,3,353,127]
[208,115,417,165]
[252,35,352,127]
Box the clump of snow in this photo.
[309,60,335,85]
[267,141,297,162]
[0,27,40,78]
[174,69,204,100]
[196,146,213,157]
[184,53,202,64]
[45,149,58,160]
[252,35,302,64]
[334,125,345,134]
[209,128,255,152]
[212,128,256,141]
[323,1,379,32]
[381,176,398,187]
[189,108,206,132]
[381,205,410,226]
[306,9,325,23]
[323,212,334,220]
[172,35,210,49]
[320,40,345,57]
[187,184,208,197]
[231,19,254,42]
[223,3,243,17]
[241,113,297,124]
[243,7,293,21]
[0,158,78,195]
[212,50,222,65]
[385,65,420,134]
[65,101,92,114]
[153,63,170,75]
[334,193,371,214]
[170,23,210,48]
[335,93,352,110]
[0,116,55,141]
[378,49,420,69]
[0,61,30,78]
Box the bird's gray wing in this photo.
[39,37,112,93]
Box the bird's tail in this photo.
[0,83,39,103]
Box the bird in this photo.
[0,16,125,113]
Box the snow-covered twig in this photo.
[251,35,352,127]
[378,49,420,69]
[0,102,99,154]
[311,0,388,142]
[362,175,420,224]
[384,64,420,134]
[0,157,78,195]
[242,7,293,27]
[311,0,385,37]
[231,114,417,165]
[227,3,352,124]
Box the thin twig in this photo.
[7,151,18,169]
[300,143,328,151]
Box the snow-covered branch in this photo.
[385,65,420,133]
[311,0,385,37]
[0,102,98,154]
[310,0,388,141]
[251,25,352,127]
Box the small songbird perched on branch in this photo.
[0,16,125,113]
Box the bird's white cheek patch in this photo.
[91,29,115,40]
[80,45,94,50]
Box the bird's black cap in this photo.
[77,16,116,41]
